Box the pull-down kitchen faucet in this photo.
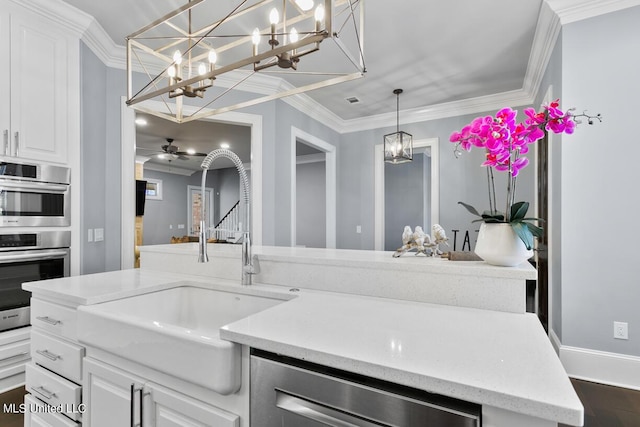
[198,149,255,286]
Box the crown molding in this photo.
[545,0,640,24]
[340,89,533,134]
[522,2,562,101]
[11,0,92,38]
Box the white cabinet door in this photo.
[0,7,11,155]
[8,8,69,164]
[84,357,145,427]
[84,357,241,427]
[148,382,240,427]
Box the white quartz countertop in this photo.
[24,268,580,425]
[221,289,583,426]
[22,269,224,306]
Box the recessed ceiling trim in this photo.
[522,2,561,99]
[341,89,533,134]
[26,0,631,133]
[545,0,640,24]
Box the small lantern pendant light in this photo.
[384,89,413,164]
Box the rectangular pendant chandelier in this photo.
[384,88,413,164]
[126,0,365,123]
[384,130,413,164]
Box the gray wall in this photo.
[336,114,537,250]
[79,43,107,274]
[560,7,640,357]
[296,161,326,248]
[141,170,190,245]
[273,101,341,246]
[141,168,243,245]
[384,155,425,251]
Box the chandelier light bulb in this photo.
[252,28,261,45]
[198,62,207,76]
[208,49,217,65]
[314,4,325,22]
[295,0,314,11]
[269,8,279,25]
[173,50,182,65]
[289,27,299,43]
[167,65,176,78]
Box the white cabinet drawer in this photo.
[31,329,84,383]
[31,299,78,341]
[0,338,29,367]
[24,392,80,427]
[26,362,83,421]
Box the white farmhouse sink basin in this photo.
[77,284,288,394]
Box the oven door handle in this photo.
[0,250,69,264]
[0,181,68,193]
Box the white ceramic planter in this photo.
[474,223,533,267]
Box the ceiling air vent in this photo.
[345,96,360,104]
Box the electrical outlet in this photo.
[614,321,628,340]
[94,228,104,242]
[356,225,362,234]
[88,229,93,242]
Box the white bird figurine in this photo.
[402,226,413,246]
[412,226,427,248]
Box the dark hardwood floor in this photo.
[2,379,640,426]
[561,379,640,427]
[0,386,24,427]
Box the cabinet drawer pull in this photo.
[33,385,57,400]
[130,384,143,427]
[276,388,381,427]
[0,351,28,363]
[36,349,61,361]
[36,316,62,326]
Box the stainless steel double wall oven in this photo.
[0,159,71,332]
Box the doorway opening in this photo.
[290,126,337,249]
[121,98,263,269]
[374,138,439,251]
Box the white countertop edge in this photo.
[219,329,583,426]
[139,244,537,279]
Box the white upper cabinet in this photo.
[1,3,75,165]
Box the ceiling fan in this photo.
[140,138,208,161]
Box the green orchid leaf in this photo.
[520,217,546,223]
[525,222,544,238]
[477,218,503,224]
[458,201,481,217]
[511,222,534,250]
[510,201,530,221]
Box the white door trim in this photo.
[290,126,337,249]
[374,138,440,251]
[121,99,263,269]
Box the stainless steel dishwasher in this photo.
[251,349,481,427]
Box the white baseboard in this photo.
[550,329,640,391]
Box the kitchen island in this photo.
[21,244,581,427]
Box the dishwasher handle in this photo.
[275,388,386,427]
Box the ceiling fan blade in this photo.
[175,151,207,157]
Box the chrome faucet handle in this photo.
[243,255,260,275]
